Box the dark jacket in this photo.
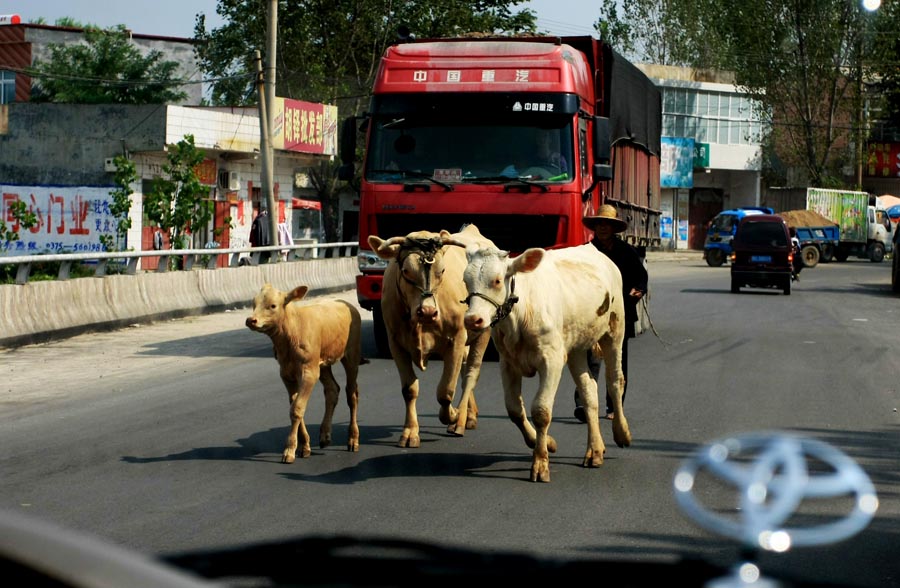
[590,237,648,339]
[249,211,271,247]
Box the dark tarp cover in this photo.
[603,45,661,157]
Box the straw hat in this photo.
[583,204,627,233]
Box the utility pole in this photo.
[265,0,278,250]
[254,50,273,262]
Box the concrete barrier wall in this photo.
[0,258,359,348]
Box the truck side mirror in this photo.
[339,117,357,165]
[593,116,613,181]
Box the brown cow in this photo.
[367,224,493,447]
[245,284,364,463]
[450,242,631,482]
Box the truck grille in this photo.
[373,214,560,253]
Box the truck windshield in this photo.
[365,116,574,184]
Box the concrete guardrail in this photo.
[0,251,360,348]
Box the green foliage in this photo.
[869,1,900,138]
[701,0,864,187]
[144,135,212,262]
[30,25,188,104]
[100,155,138,252]
[596,0,893,189]
[0,200,38,252]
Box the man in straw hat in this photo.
[574,204,648,422]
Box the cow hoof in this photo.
[447,423,466,437]
[614,430,632,448]
[300,446,311,458]
[465,416,478,430]
[347,441,359,452]
[282,452,295,464]
[582,449,604,468]
[530,462,551,482]
[319,437,332,449]
[398,434,421,448]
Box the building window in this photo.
[661,86,763,147]
[1,70,14,104]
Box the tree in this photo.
[30,25,188,104]
[144,135,213,265]
[868,2,900,142]
[702,0,866,187]
[101,156,138,252]
[593,0,718,66]
[595,0,877,189]
[194,0,537,240]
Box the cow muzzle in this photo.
[415,303,438,323]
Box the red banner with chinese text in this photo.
[272,98,338,156]
[866,143,900,178]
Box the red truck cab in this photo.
[339,36,660,353]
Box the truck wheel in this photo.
[731,277,740,293]
[801,245,819,268]
[834,248,849,262]
[706,249,726,267]
[783,276,792,295]
[869,242,885,263]
[820,244,833,263]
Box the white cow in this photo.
[449,242,632,482]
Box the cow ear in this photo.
[510,248,544,274]
[286,285,309,304]
[370,236,404,260]
[367,235,386,253]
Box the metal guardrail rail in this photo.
[0,242,359,285]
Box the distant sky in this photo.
[8,0,600,39]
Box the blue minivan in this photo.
[703,206,775,267]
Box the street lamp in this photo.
[862,0,880,12]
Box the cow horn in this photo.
[442,238,468,248]
[384,236,408,247]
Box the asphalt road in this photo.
[1,255,898,587]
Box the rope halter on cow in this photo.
[462,275,519,327]
[395,236,444,301]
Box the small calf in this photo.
[246,284,364,463]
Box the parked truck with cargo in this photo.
[339,34,661,355]
[776,209,840,268]
[805,188,893,263]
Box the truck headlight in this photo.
[358,250,389,272]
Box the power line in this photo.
[533,16,597,37]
